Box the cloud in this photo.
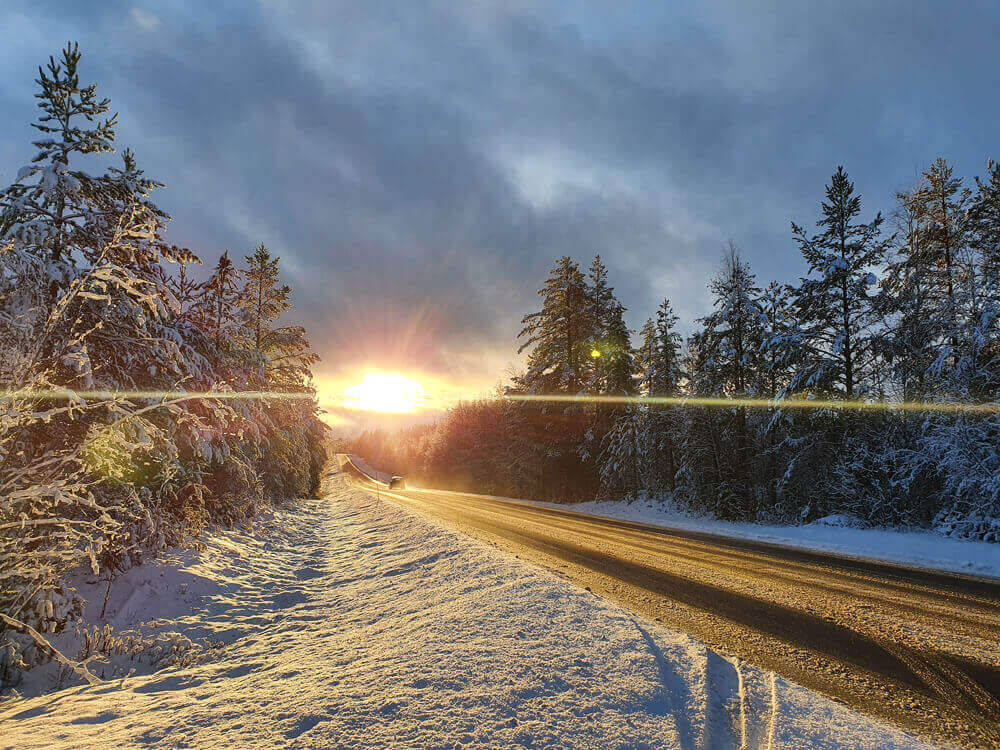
[129,8,161,31]
[2,0,999,401]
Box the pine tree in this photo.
[168,263,204,324]
[240,244,319,390]
[915,159,969,341]
[650,299,684,395]
[680,248,764,518]
[602,303,634,396]
[755,281,797,510]
[970,160,1000,291]
[598,406,645,500]
[198,251,243,348]
[644,299,683,492]
[700,246,763,399]
[583,255,634,395]
[517,256,595,394]
[675,328,728,511]
[0,43,119,274]
[242,244,289,353]
[790,167,888,398]
[1,45,330,679]
[878,190,938,399]
[911,159,971,381]
[635,319,658,396]
[759,282,796,399]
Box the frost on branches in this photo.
[1,44,326,691]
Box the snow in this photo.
[2,467,930,748]
[519,495,1000,579]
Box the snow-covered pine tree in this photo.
[585,254,614,394]
[780,168,892,521]
[642,299,684,493]
[0,43,116,268]
[240,244,319,390]
[650,300,684,395]
[635,319,658,395]
[677,248,764,519]
[583,255,634,395]
[598,405,645,501]
[598,317,654,499]
[970,160,1000,298]
[516,257,596,394]
[0,70,238,654]
[601,298,683,501]
[239,244,324,497]
[756,281,798,512]
[877,188,937,400]
[513,257,602,499]
[1,44,326,686]
[242,244,289,355]
[675,327,726,511]
[580,255,634,481]
[789,167,888,398]
[883,159,971,388]
[167,262,204,324]
[602,304,634,396]
[197,251,243,348]
[913,161,1000,540]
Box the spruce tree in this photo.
[240,244,318,390]
[198,251,243,348]
[517,256,595,394]
[0,43,119,272]
[878,190,938,399]
[242,244,289,353]
[970,160,1000,289]
[790,167,888,398]
[168,263,204,325]
[645,299,684,492]
[583,255,633,395]
[651,299,684,396]
[635,319,658,396]
[682,248,764,518]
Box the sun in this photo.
[342,373,426,413]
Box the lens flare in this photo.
[504,393,1000,414]
[0,389,312,401]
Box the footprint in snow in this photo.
[272,591,309,608]
[293,566,324,580]
[70,711,119,725]
[285,714,327,739]
[132,674,205,694]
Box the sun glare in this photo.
[343,373,426,413]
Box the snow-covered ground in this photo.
[2,467,932,748]
[502,496,1000,579]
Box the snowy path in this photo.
[3,465,930,748]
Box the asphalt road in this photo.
[341,459,1000,748]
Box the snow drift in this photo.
[2,465,929,748]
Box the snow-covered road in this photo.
[3,465,930,748]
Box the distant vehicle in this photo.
[388,476,406,490]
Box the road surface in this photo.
[342,458,1000,748]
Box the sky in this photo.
[2,1,999,431]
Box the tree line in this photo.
[355,161,1000,543]
[0,44,326,684]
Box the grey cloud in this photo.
[2,0,999,385]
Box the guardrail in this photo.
[338,454,391,488]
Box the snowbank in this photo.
[521,496,1000,579]
[2,466,929,748]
